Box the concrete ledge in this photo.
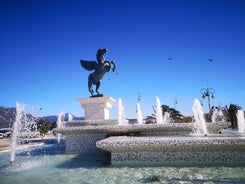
[96,136,245,163]
[96,136,245,152]
[56,122,228,136]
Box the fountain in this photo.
[2,48,245,183]
[237,109,245,133]
[163,112,171,123]
[10,102,37,164]
[1,98,245,184]
[95,98,245,164]
[68,113,73,121]
[49,95,245,164]
[212,108,225,122]
[192,98,208,135]
[117,98,127,126]
[136,103,143,124]
[10,102,25,164]
[56,110,64,144]
[155,96,164,124]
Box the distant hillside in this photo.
[0,106,35,128]
[42,113,84,122]
[0,106,84,128]
[0,106,16,128]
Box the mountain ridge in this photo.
[0,106,84,128]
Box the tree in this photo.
[223,104,242,129]
[145,114,156,124]
[36,118,49,134]
[145,104,184,123]
[49,121,57,130]
[161,105,183,122]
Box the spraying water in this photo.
[57,111,64,144]
[136,103,143,124]
[68,113,73,121]
[163,112,171,123]
[237,110,245,133]
[211,108,225,122]
[10,103,24,164]
[10,102,37,164]
[118,98,127,125]
[156,96,164,124]
[192,99,208,135]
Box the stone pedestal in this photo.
[76,95,116,120]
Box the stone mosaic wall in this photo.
[111,151,245,163]
[66,133,107,153]
[97,136,245,163]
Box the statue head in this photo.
[96,48,108,64]
[97,48,108,54]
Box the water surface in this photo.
[1,144,245,184]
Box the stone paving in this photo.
[0,138,10,152]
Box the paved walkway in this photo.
[0,138,46,153]
[0,138,10,152]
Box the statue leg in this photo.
[88,75,94,96]
[88,83,94,96]
[95,81,101,95]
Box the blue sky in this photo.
[1,0,245,119]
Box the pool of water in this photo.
[1,144,245,184]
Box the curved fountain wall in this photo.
[97,136,245,163]
[56,121,229,154]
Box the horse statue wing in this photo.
[80,60,97,71]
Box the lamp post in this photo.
[173,97,178,109]
[200,85,215,112]
[137,93,141,103]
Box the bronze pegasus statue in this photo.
[80,48,116,96]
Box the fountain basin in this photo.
[96,136,245,164]
[56,122,228,153]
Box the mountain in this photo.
[42,113,84,122]
[0,106,84,128]
[42,115,58,123]
[0,106,16,128]
[0,106,36,129]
